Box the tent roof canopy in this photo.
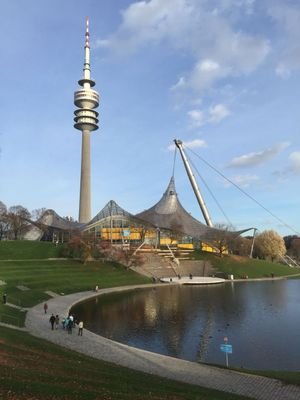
[135,177,252,240]
[37,209,83,231]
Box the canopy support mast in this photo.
[174,139,213,227]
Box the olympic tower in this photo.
[74,18,99,223]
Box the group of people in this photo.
[49,313,60,330]
[45,303,84,336]
[62,314,83,336]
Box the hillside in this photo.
[192,250,300,279]
[0,240,64,260]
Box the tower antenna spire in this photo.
[74,18,100,223]
[85,16,90,48]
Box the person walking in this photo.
[49,314,56,330]
[44,303,48,314]
[69,314,74,327]
[67,318,73,334]
[55,314,60,330]
[3,293,7,304]
[78,321,84,336]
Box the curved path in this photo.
[25,284,300,400]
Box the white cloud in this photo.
[208,104,231,123]
[97,0,270,92]
[289,151,300,174]
[268,2,300,77]
[184,139,207,149]
[228,142,290,168]
[188,103,230,127]
[170,76,186,91]
[187,59,227,92]
[275,64,291,79]
[96,0,195,54]
[167,138,206,151]
[200,59,220,72]
[188,109,205,128]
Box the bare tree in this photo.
[211,223,237,257]
[230,236,252,257]
[289,238,300,261]
[65,235,95,264]
[254,230,286,262]
[31,208,47,221]
[0,201,8,240]
[6,205,31,240]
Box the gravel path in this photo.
[25,284,300,400]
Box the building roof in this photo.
[89,200,133,223]
[135,177,251,240]
[87,200,152,227]
[37,209,83,231]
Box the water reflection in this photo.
[72,280,300,371]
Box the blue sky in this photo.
[0,0,299,236]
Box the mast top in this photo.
[85,17,90,48]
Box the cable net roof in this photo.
[38,209,83,230]
[89,200,134,223]
[88,200,150,227]
[136,177,251,240]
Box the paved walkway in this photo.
[25,284,300,400]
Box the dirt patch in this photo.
[0,349,19,368]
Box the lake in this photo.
[72,280,300,371]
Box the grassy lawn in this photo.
[0,241,150,328]
[193,250,300,279]
[0,240,64,259]
[0,326,252,400]
[0,259,150,327]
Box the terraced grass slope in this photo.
[0,240,64,259]
[0,241,149,326]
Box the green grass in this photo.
[193,250,300,279]
[0,240,64,259]
[0,305,26,327]
[0,241,150,328]
[0,326,252,400]
[0,259,150,313]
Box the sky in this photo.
[0,0,299,236]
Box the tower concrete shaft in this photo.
[74,17,100,223]
[79,130,91,223]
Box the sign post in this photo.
[220,337,232,368]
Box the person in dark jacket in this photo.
[49,314,56,330]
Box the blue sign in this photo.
[122,229,131,237]
[220,344,233,354]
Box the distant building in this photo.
[23,210,83,242]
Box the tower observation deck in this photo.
[74,17,99,223]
